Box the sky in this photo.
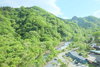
[0,0,100,19]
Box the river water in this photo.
[44,42,71,67]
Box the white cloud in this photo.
[93,10,100,18]
[0,0,62,16]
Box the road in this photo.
[44,42,88,67]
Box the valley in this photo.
[0,6,100,67]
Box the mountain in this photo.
[70,16,100,29]
[0,6,100,67]
[0,6,86,67]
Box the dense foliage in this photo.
[0,6,100,67]
[70,16,100,29]
[67,16,100,57]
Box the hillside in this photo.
[0,6,86,67]
[0,6,100,67]
[69,16,100,29]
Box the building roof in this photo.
[87,53,100,63]
[68,51,86,60]
[93,46,100,50]
[90,50,100,54]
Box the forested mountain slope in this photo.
[69,16,100,43]
[70,16,100,29]
[0,6,100,67]
[0,6,87,67]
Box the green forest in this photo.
[0,6,100,67]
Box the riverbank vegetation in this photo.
[0,6,100,67]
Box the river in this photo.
[44,42,88,67]
[44,42,71,67]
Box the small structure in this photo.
[90,50,100,55]
[91,43,96,48]
[87,44,100,66]
[87,53,100,65]
[93,45,100,50]
[66,51,87,64]
[91,43,100,50]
